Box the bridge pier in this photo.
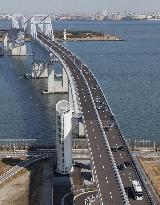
[42,64,68,94]
[3,33,8,50]
[48,63,55,93]
[9,44,27,56]
[32,62,48,78]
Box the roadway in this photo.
[36,32,153,205]
[0,155,50,185]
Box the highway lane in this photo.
[36,32,153,205]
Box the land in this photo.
[0,158,30,205]
[0,158,53,205]
[54,30,123,41]
[139,157,160,201]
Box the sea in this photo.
[0,19,160,145]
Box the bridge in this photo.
[1,15,155,205]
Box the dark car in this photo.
[109,122,115,128]
[111,147,118,152]
[103,107,109,112]
[118,145,125,151]
[117,164,126,170]
[124,161,131,166]
[73,162,82,168]
[103,126,109,131]
[96,106,101,110]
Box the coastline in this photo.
[54,30,123,41]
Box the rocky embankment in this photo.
[54,30,123,41]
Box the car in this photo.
[118,145,125,151]
[109,122,115,127]
[111,147,118,152]
[103,126,109,131]
[103,107,109,112]
[96,106,101,110]
[124,161,131,166]
[117,164,126,170]
[95,98,99,103]
[73,162,82,168]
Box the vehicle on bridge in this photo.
[132,180,143,200]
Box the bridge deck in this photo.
[36,32,153,205]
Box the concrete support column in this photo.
[32,62,48,78]
[3,34,8,50]
[48,63,55,93]
[10,44,27,56]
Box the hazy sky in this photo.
[0,0,160,13]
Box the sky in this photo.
[0,0,160,13]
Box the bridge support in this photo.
[48,63,55,93]
[32,62,48,78]
[3,33,8,50]
[56,100,72,174]
[9,44,27,56]
[42,64,68,94]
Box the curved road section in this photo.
[36,32,153,205]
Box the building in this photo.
[56,100,72,174]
